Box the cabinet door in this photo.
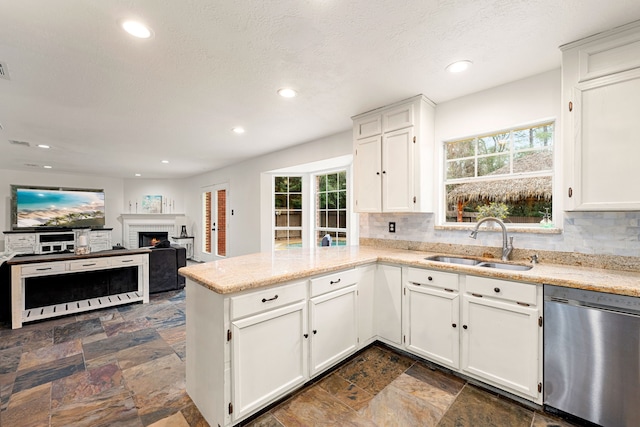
[567,69,640,210]
[357,265,376,346]
[382,127,414,212]
[353,114,382,139]
[354,135,382,212]
[309,285,358,376]
[461,294,540,399]
[382,103,414,133]
[6,234,37,254]
[231,300,308,421]
[405,283,459,369]
[374,264,402,345]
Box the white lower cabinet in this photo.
[309,285,358,376]
[405,285,459,369]
[231,295,308,421]
[374,264,402,344]
[187,263,544,427]
[461,275,541,401]
[403,268,542,403]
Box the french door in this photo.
[201,183,228,261]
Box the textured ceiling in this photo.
[0,0,639,179]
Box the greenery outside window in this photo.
[444,122,554,224]
[274,176,303,250]
[315,171,348,247]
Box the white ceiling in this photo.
[1,1,639,179]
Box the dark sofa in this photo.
[149,244,186,293]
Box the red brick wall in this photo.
[217,190,226,256]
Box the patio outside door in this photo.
[201,183,228,262]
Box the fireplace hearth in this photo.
[138,231,169,247]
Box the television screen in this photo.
[13,186,105,228]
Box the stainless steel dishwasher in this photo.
[544,284,640,427]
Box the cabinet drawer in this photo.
[407,268,459,291]
[7,235,36,244]
[110,255,144,266]
[309,269,359,297]
[20,262,66,276]
[69,258,111,271]
[231,281,307,320]
[465,276,537,306]
[90,231,110,239]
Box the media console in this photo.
[3,228,113,255]
[7,248,150,329]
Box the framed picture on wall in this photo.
[142,195,162,213]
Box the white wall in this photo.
[122,178,187,215]
[0,169,125,250]
[435,69,561,141]
[183,131,352,260]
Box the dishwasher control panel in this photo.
[544,284,640,314]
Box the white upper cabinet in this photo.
[562,21,640,210]
[352,95,435,213]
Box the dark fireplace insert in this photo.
[138,231,169,247]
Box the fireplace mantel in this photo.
[120,213,186,248]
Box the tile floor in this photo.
[0,289,581,427]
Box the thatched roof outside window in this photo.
[447,150,553,204]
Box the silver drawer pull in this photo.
[82,263,96,267]
[444,288,455,293]
[262,295,278,303]
[121,259,134,263]
[471,293,483,298]
[517,302,530,307]
[330,279,341,285]
[36,267,52,271]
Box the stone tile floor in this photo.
[0,288,581,427]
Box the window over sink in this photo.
[444,121,554,225]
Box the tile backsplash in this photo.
[360,211,640,258]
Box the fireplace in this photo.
[138,231,169,247]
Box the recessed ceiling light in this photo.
[446,60,472,73]
[232,127,245,134]
[277,88,297,98]
[121,20,153,39]
[161,160,169,164]
[43,165,52,169]
[135,173,141,177]
[37,144,50,149]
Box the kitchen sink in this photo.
[477,261,532,271]
[424,255,482,266]
[425,255,532,271]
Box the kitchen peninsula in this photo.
[180,245,640,427]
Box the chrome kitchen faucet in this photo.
[469,217,513,261]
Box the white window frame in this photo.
[312,168,349,248]
[273,175,306,251]
[264,157,356,252]
[442,120,555,227]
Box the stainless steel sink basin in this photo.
[477,262,532,271]
[425,255,532,271]
[424,255,481,266]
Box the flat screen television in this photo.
[11,185,105,230]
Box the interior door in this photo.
[201,184,228,262]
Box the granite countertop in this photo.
[6,248,151,265]
[179,246,640,298]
